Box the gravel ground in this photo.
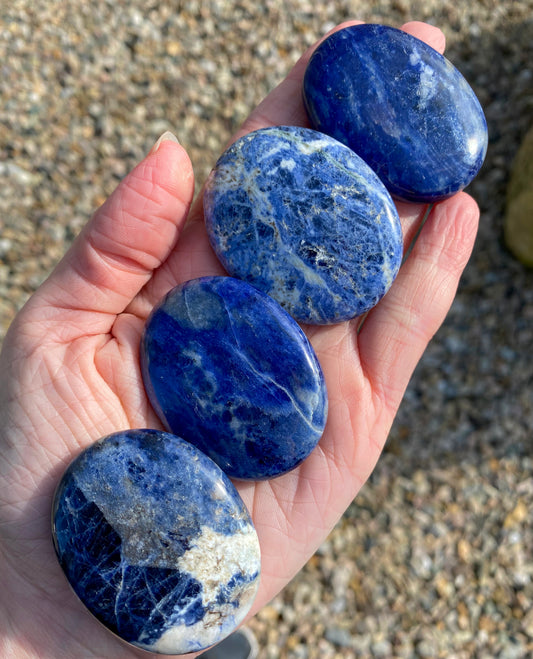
[1,1,532,657]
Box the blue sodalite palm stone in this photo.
[303,24,488,203]
[204,126,402,324]
[52,429,260,655]
[141,276,327,480]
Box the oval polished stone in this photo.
[141,276,327,480]
[52,429,260,655]
[204,126,402,324]
[303,24,488,203]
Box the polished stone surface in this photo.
[141,276,327,480]
[303,24,488,203]
[204,126,402,323]
[52,429,260,655]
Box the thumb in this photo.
[27,132,194,337]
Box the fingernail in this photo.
[151,130,180,154]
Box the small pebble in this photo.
[505,125,533,267]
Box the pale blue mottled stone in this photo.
[303,24,488,202]
[52,429,260,655]
[204,126,402,324]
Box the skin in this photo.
[0,20,478,659]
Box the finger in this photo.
[401,21,446,54]
[27,134,194,339]
[397,201,433,257]
[357,192,479,428]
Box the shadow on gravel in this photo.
[385,15,533,470]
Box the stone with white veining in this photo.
[204,126,403,324]
[141,276,328,480]
[52,429,260,655]
[303,24,488,202]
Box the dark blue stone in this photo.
[141,276,327,480]
[303,24,488,202]
[52,429,260,655]
[204,126,402,324]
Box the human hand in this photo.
[0,21,479,658]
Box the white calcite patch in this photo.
[280,157,296,170]
[145,525,261,654]
[416,63,437,110]
[177,525,260,605]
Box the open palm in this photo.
[0,21,479,659]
